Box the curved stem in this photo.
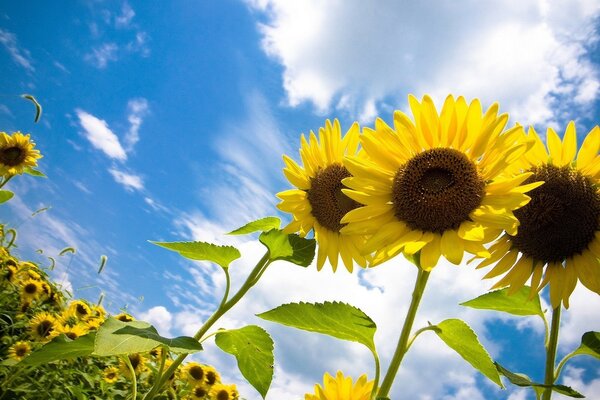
[0,175,14,189]
[370,350,381,400]
[123,355,138,400]
[143,251,271,400]
[377,262,431,399]
[542,306,561,400]
[554,350,577,381]
[405,325,440,352]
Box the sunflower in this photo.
[119,353,147,377]
[188,384,209,399]
[20,278,43,300]
[68,300,93,320]
[305,371,374,400]
[29,312,58,342]
[0,131,42,176]
[478,122,600,308]
[277,119,370,272]
[208,383,239,400]
[114,312,135,322]
[7,341,31,361]
[341,95,539,269]
[54,322,89,340]
[103,366,120,384]
[181,362,206,385]
[203,365,221,387]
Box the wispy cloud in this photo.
[84,42,119,69]
[76,108,127,161]
[0,28,34,72]
[115,2,135,28]
[108,167,144,192]
[124,97,149,151]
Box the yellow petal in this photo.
[577,125,600,170]
[420,234,442,271]
[441,229,464,265]
[546,127,562,165]
[560,121,577,166]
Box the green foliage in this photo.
[215,325,274,398]
[151,240,241,269]
[495,363,584,398]
[259,229,316,267]
[228,217,281,235]
[460,286,544,319]
[0,190,14,204]
[19,334,95,366]
[258,301,376,352]
[98,255,108,274]
[571,331,600,360]
[433,319,502,387]
[23,167,47,178]
[21,94,42,123]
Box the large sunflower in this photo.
[341,95,539,270]
[29,312,58,342]
[208,383,239,400]
[478,122,600,308]
[305,371,374,400]
[277,119,369,272]
[0,131,42,176]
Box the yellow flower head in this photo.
[54,322,89,340]
[0,131,42,176]
[188,384,209,399]
[68,300,93,320]
[305,371,374,400]
[103,366,120,384]
[181,362,206,385]
[7,341,31,361]
[342,95,539,270]
[208,383,239,400]
[2,264,18,282]
[478,122,600,308]
[277,119,369,272]
[119,353,147,377]
[114,312,135,322]
[29,312,58,342]
[203,365,221,386]
[20,278,43,300]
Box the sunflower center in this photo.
[189,365,204,380]
[129,354,141,370]
[511,165,600,262]
[24,283,38,294]
[217,390,230,400]
[16,346,28,357]
[307,163,360,232]
[392,148,484,233]
[206,371,217,385]
[65,331,78,340]
[76,304,89,316]
[37,320,53,337]
[107,371,116,379]
[194,387,207,397]
[0,146,25,166]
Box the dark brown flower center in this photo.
[37,320,54,337]
[0,146,25,166]
[511,164,600,262]
[307,164,360,232]
[129,354,141,370]
[24,283,38,294]
[76,304,89,316]
[392,148,484,233]
[217,390,229,400]
[65,331,78,340]
[106,371,116,379]
[189,365,204,380]
[16,346,28,357]
[194,387,207,397]
[206,371,217,385]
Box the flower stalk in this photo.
[542,306,561,400]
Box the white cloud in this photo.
[555,366,600,399]
[0,28,34,72]
[115,2,135,28]
[247,0,600,125]
[76,109,127,160]
[124,97,149,151]
[109,167,144,191]
[84,42,119,69]
[138,306,173,337]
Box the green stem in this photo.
[370,350,381,400]
[123,355,138,400]
[0,175,14,189]
[542,306,561,400]
[554,350,577,381]
[377,263,431,399]
[142,251,271,400]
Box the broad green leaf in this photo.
[94,318,202,356]
[565,331,600,362]
[257,301,376,352]
[18,333,95,366]
[24,167,47,177]
[151,240,240,269]
[496,363,584,398]
[460,286,543,318]
[259,229,316,267]
[215,325,274,398]
[434,319,502,387]
[21,93,42,122]
[0,190,14,204]
[228,217,281,235]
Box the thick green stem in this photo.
[143,251,271,400]
[370,350,381,400]
[123,355,138,400]
[377,265,431,399]
[542,306,561,400]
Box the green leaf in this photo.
[59,247,76,256]
[18,333,95,366]
[496,363,584,398]
[98,255,108,274]
[21,94,42,122]
[228,217,281,235]
[568,331,600,361]
[151,240,241,269]
[24,167,47,178]
[259,229,316,267]
[0,190,14,204]
[460,286,543,319]
[434,319,502,387]
[215,325,274,398]
[93,318,202,356]
[257,301,376,352]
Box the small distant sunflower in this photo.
[2,264,18,282]
[20,278,43,300]
[203,365,221,387]
[188,384,209,399]
[119,353,147,377]
[305,371,374,400]
[181,362,206,385]
[478,122,600,308]
[68,300,92,320]
[54,322,88,340]
[209,383,239,400]
[103,366,120,384]
[114,313,134,322]
[277,119,369,272]
[29,312,57,342]
[342,95,538,269]
[85,316,104,330]
[0,131,42,176]
[7,341,31,361]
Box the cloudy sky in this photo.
[1,1,600,399]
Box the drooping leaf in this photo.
[496,363,584,398]
[98,255,108,274]
[94,318,202,356]
[59,247,76,256]
[563,331,600,364]
[23,167,46,178]
[18,333,95,366]
[460,286,543,319]
[434,319,502,387]
[259,229,315,267]
[151,240,240,269]
[32,206,51,216]
[21,94,42,122]
[228,217,281,235]
[257,301,376,352]
[0,190,14,204]
[215,325,274,398]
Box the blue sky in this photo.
[1,1,600,399]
